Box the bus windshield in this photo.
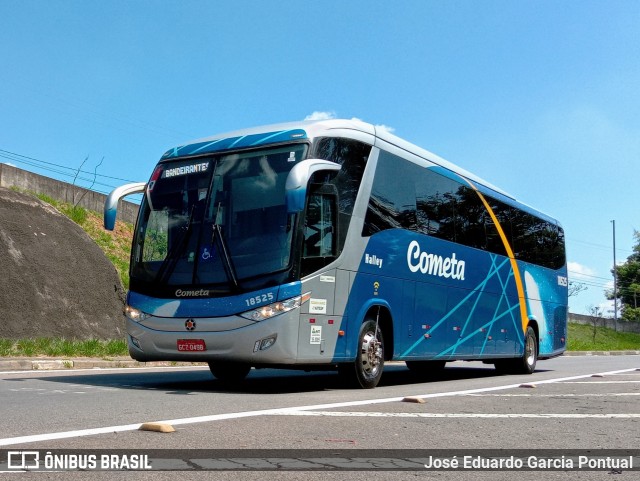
[131,144,307,291]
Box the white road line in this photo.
[558,381,640,384]
[0,367,637,447]
[269,411,640,419]
[466,393,640,397]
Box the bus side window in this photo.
[313,137,371,254]
[363,150,418,235]
[300,187,338,277]
[303,191,337,258]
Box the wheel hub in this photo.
[361,331,382,376]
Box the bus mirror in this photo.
[104,182,146,230]
[285,159,341,213]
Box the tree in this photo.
[611,231,640,321]
[568,281,587,298]
[587,305,603,343]
[73,155,104,208]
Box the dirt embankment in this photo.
[0,188,125,339]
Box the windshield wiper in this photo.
[211,202,240,290]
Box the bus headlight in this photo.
[240,292,311,322]
[125,305,150,323]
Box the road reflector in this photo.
[591,374,605,378]
[139,422,175,433]
[402,396,426,403]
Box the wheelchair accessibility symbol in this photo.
[200,245,215,261]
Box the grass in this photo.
[0,338,128,358]
[81,211,133,289]
[567,322,640,351]
[1,324,637,359]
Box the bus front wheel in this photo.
[208,362,251,383]
[339,319,385,389]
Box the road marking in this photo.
[465,393,640,397]
[269,411,640,419]
[557,381,640,384]
[0,367,637,447]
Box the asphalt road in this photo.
[1,355,639,480]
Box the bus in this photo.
[104,119,568,389]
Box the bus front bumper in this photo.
[125,312,300,364]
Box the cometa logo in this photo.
[407,240,466,281]
[175,289,211,297]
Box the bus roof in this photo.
[161,119,559,225]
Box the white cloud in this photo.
[374,123,395,134]
[349,116,395,133]
[304,111,336,121]
[303,112,396,134]
[597,299,618,318]
[567,261,596,280]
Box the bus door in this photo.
[298,184,341,361]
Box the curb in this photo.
[561,351,640,357]
[1,352,639,372]
[0,358,203,372]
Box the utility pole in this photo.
[612,220,618,331]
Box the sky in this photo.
[1,1,638,315]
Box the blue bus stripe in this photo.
[400,256,511,357]
[190,138,226,154]
[250,130,294,145]
[435,304,521,358]
[449,254,517,356]
[228,135,248,148]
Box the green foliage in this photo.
[15,339,39,356]
[104,339,128,357]
[567,323,640,351]
[0,338,128,358]
[77,338,102,357]
[608,231,640,321]
[60,204,88,226]
[35,192,60,207]
[0,338,13,356]
[623,306,640,322]
[107,253,130,288]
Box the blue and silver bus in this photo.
[105,119,567,388]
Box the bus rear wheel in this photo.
[339,319,385,389]
[494,326,538,375]
[208,362,251,383]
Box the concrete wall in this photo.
[569,312,640,333]
[0,163,139,225]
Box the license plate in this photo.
[177,339,206,352]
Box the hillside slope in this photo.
[0,187,125,339]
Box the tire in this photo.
[208,362,251,383]
[339,319,385,389]
[405,360,446,378]
[494,326,538,375]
